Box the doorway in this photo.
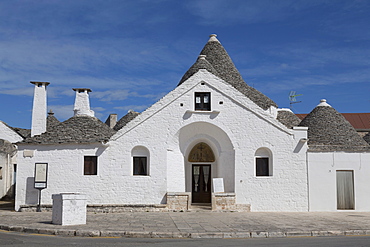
[336,170,354,210]
[192,165,211,203]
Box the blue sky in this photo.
[0,0,369,129]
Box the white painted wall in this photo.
[308,152,370,212]
[16,70,310,211]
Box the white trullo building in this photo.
[14,35,370,212]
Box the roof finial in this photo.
[317,99,331,107]
[198,55,206,60]
[208,34,220,43]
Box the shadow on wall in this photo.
[25,177,38,204]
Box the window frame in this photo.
[195,92,211,111]
[84,156,98,175]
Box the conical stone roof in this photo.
[22,115,116,144]
[113,110,140,131]
[364,132,370,145]
[277,109,301,129]
[179,34,277,110]
[47,110,60,132]
[178,55,220,85]
[299,99,370,152]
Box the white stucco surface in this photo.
[308,152,370,212]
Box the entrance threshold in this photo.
[190,203,211,211]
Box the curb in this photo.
[1,224,370,239]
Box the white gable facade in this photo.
[13,35,370,212]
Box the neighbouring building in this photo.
[10,34,370,212]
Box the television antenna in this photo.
[289,91,302,109]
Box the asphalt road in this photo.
[1,230,370,247]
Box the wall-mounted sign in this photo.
[213,178,224,193]
[34,163,48,189]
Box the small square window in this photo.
[195,92,211,111]
[256,157,269,176]
[84,156,97,175]
[133,157,148,176]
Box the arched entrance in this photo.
[188,142,215,203]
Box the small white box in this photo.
[52,193,87,226]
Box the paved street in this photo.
[1,206,370,239]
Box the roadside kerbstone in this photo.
[124,231,152,238]
[75,230,100,237]
[22,227,40,233]
[312,230,344,236]
[286,231,312,237]
[345,230,368,236]
[100,230,126,237]
[55,229,76,236]
[38,228,56,235]
[223,232,251,238]
[268,231,286,238]
[8,226,24,232]
[191,232,224,238]
[251,231,268,238]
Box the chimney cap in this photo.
[73,88,92,93]
[30,81,50,86]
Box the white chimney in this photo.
[73,88,94,117]
[30,81,49,137]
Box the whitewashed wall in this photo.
[308,152,370,211]
[15,70,309,211]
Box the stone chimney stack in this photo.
[30,81,50,137]
[73,88,95,117]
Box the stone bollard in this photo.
[52,193,87,226]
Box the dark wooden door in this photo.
[192,165,211,203]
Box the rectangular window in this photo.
[195,92,211,111]
[84,156,97,175]
[0,167,2,180]
[133,157,148,176]
[256,158,269,176]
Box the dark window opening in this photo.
[84,156,97,175]
[195,92,211,111]
[133,157,148,176]
[256,157,269,176]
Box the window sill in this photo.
[186,110,220,114]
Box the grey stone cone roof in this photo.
[364,132,370,144]
[10,127,30,139]
[113,111,140,131]
[0,139,16,155]
[21,115,116,144]
[47,111,60,132]
[277,110,301,129]
[299,104,370,152]
[179,35,277,110]
[178,55,220,85]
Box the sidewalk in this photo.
[1,207,370,238]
